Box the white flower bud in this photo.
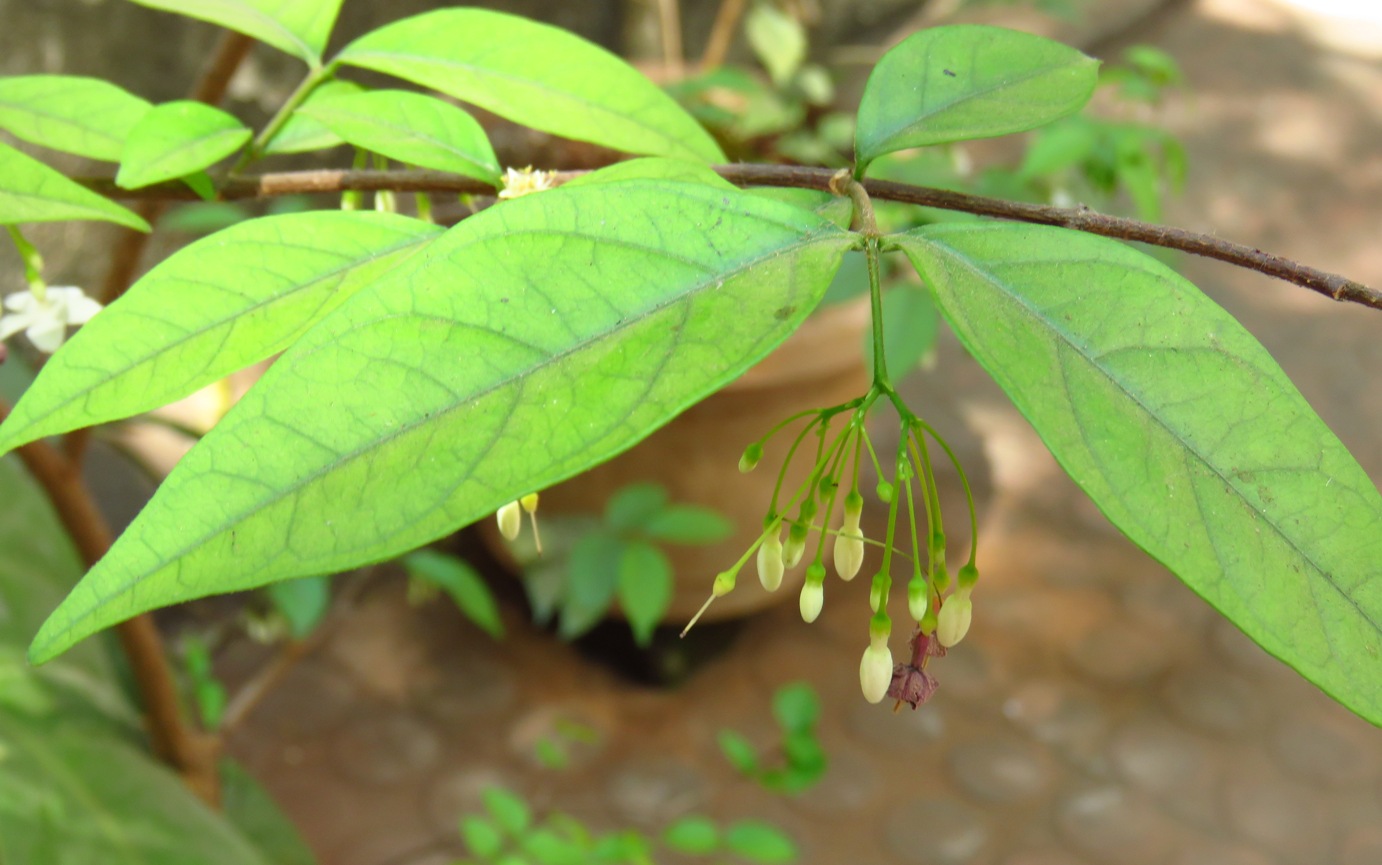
[799,578,823,623]
[757,530,784,591]
[496,500,522,540]
[859,638,894,704]
[907,578,929,623]
[833,532,864,582]
[936,591,973,648]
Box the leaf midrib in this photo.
[925,236,1380,634]
[878,60,1085,148]
[0,227,439,450]
[78,227,841,611]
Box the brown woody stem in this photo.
[78,164,1382,312]
[2,401,221,805]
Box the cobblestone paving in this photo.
[223,2,1382,863]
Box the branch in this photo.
[1,401,221,805]
[77,164,1382,312]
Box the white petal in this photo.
[3,292,37,313]
[64,295,104,324]
[26,318,67,353]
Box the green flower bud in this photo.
[919,595,939,636]
[933,559,951,595]
[957,562,979,591]
[783,522,809,568]
[757,528,785,592]
[712,569,737,597]
[869,571,887,613]
[875,480,895,504]
[936,590,973,648]
[907,575,928,622]
[739,442,764,473]
[496,500,522,540]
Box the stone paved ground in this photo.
[218,2,1382,863]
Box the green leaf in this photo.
[0,211,441,455]
[871,284,938,380]
[263,79,362,155]
[181,635,228,727]
[564,157,735,191]
[0,714,270,865]
[0,75,151,161]
[128,0,344,65]
[724,821,797,864]
[0,459,125,716]
[717,729,760,775]
[662,816,720,855]
[116,100,251,190]
[895,223,1382,725]
[604,483,669,532]
[403,549,504,639]
[855,25,1099,175]
[770,682,820,732]
[220,761,318,865]
[30,180,850,663]
[781,729,826,778]
[521,827,585,865]
[337,8,724,162]
[616,540,672,646]
[559,530,624,639]
[459,815,505,859]
[0,141,150,231]
[745,2,807,87]
[298,89,501,186]
[482,787,532,836]
[265,575,329,639]
[641,505,733,545]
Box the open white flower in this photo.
[497,166,557,199]
[0,286,102,353]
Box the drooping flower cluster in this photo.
[685,389,981,709]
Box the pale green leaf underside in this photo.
[336,8,725,163]
[0,141,150,231]
[855,24,1099,174]
[298,88,501,185]
[263,79,361,155]
[0,714,269,865]
[0,75,152,162]
[896,224,1382,724]
[117,100,251,189]
[0,211,441,456]
[30,181,850,661]
[129,0,344,65]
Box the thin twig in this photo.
[77,164,1382,311]
[1,400,221,805]
[657,0,685,79]
[217,571,370,735]
[701,0,747,70]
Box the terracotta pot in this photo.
[487,296,873,625]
